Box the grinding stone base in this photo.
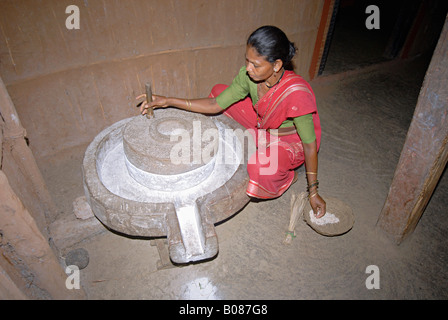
[83,113,250,263]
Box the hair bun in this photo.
[288,42,297,62]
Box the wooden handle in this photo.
[145,82,154,118]
[145,83,152,103]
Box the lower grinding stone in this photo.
[82,111,250,263]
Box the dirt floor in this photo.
[37,50,448,300]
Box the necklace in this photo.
[256,69,285,128]
[265,69,285,88]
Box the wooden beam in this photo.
[377,15,448,244]
[0,170,86,299]
[0,263,28,300]
[0,76,58,229]
[308,0,336,80]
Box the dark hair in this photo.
[247,26,297,67]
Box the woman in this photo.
[138,26,326,218]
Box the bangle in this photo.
[185,99,192,110]
[307,180,319,191]
[309,192,319,199]
[308,183,318,191]
[306,172,317,175]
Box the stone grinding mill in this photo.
[82,108,250,265]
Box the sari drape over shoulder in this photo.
[210,69,321,199]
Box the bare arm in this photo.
[302,140,326,218]
[136,94,223,115]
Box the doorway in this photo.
[319,0,409,76]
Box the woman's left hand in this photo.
[310,194,326,218]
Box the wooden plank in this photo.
[377,15,448,244]
[308,0,335,80]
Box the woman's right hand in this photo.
[136,94,169,115]
[310,193,326,218]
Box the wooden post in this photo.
[0,170,86,299]
[0,263,28,300]
[0,76,57,231]
[377,15,448,244]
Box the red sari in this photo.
[210,70,321,199]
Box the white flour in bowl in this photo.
[309,210,340,226]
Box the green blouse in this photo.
[216,67,316,144]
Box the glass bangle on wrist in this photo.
[307,180,319,191]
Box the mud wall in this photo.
[0,0,324,160]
